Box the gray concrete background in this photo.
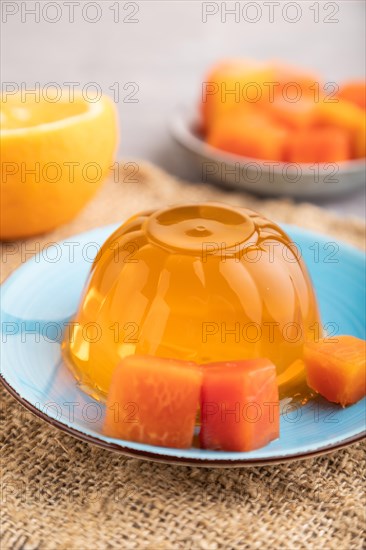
[2,0,365,218]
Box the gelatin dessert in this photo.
[62,203,321,404]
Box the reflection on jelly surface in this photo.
[62,203,321,403]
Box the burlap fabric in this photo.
[1,162,365,550]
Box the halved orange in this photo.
[1,92,118,239]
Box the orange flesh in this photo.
[1,99,89,130]
[304,336,366,406]
[0,94,118,239]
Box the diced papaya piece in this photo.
[286,127,351,163]
[207,111,289,161]
[313,100,365,159]
[103,355,202,448]
[354,118,366,158]
[270,61,320,98]
[264,96,317,130]
[200,59,275,132]
[200,359,279,452]
[304,336,366,406]
[338,81,366,110]
[314,99,363,133]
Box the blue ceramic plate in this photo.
[1,224,365,466]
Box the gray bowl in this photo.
[171,108,366,199]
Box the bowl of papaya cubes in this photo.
[171,59,366,198]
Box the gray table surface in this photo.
[2,0,365,218]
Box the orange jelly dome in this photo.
[62,203,321,402]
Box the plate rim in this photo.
[1,223,365,467]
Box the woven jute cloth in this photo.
[1,162,365,550]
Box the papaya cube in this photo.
[207,111,289,161]
[304,336,366,406]
[286,127,351,163]
[270,61,320,97]
[314,99,363,133]
[200,59,275,132]
[354,119,366,158]
[104,355,202,448]
[265,96,317,130]
[338,81,366,110]
[313,100,365,160]
[200,359,279,452]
